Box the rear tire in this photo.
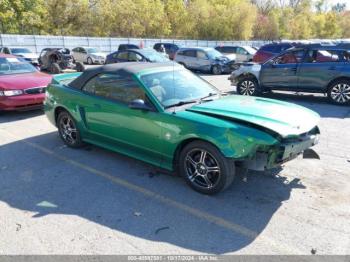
[237,77,260,96]
[327,79,350,105]
[57,111,84,148]
[179,141,235,195]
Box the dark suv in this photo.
[253,43,300,63]
[229,45,350,105]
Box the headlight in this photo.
[0,90,24,96]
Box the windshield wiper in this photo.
[164,100,198,109]
[200,92,218,102]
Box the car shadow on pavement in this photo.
[0,132,306,254]
[0,109,44,124]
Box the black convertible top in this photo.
[69,62,179,89]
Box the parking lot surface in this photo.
[0,73,350,255]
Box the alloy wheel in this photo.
[184,148,221,189]
[240,80,256,95]
[59,115,78,145]
[330,83,350,104]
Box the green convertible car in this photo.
[44,62,320,194]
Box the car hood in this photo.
[15,53,38,59]
[0,71,52,90]
[187,95,320,138]
[90,52,106,57]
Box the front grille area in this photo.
[24,87,46,94]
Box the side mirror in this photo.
[128,99,152,111]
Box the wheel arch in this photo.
[237,72,259,84]
[326,76,350,91]
[54,106,70,126]
[172,137,233,172]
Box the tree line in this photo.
[0,0,349,40]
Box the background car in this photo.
[71,47,106,65]
[118,44,140,51]
[39,48,84,74]
[45,62,320,194]
[0,53,52,111]
[215,45,256,62]
[153,43,180,60]
[0,47,39,66]
[252,42,298,63]
[174,47,231,74]
[105,49,170,64]
[229,45,350,105]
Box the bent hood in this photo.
[187,95,320,138]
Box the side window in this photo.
[83,73,147,105]
[306,50,341,63]
[226,47,237,53]
[197,51,207,59]
[237,47,247,55]
[274,52,298,64]
[215,47,223,52]
[184,50,196,57]
[4,48,10,54]
[117,52,128,60]
[128,52,142,61]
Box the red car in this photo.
[0,53,52,111]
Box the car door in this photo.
[183,50,196,69]
[78,72,163,165]
[260,50,304,90]
[297,49,344,91]
[196,50,210,71]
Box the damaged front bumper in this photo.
[243,127,320,171]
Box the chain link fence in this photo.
[0,34,270,54]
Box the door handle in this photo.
[328,66,336,70]
[290,67,297,71]
[93,103,101,109]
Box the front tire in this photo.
[237,77,260,96]
[50,63,61,74]
[327,80,350,105]
[57,111,84,148]
[87,57,93,65]
[211,65,222,75]
[179,141,235,195]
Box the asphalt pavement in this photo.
[0,72,350,255]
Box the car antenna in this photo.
[172,57,176,115]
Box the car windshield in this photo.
[86,48,99,53]
[243,46,257,54]
[206,49,223,59]
[142,50,170,62]
[10,48,32,54]
[140,69,218,108]
[0,57,37,75]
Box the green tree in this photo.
[0,0,46,34]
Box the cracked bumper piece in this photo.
[243,132,320,171]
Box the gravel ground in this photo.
[0,72,349,255]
